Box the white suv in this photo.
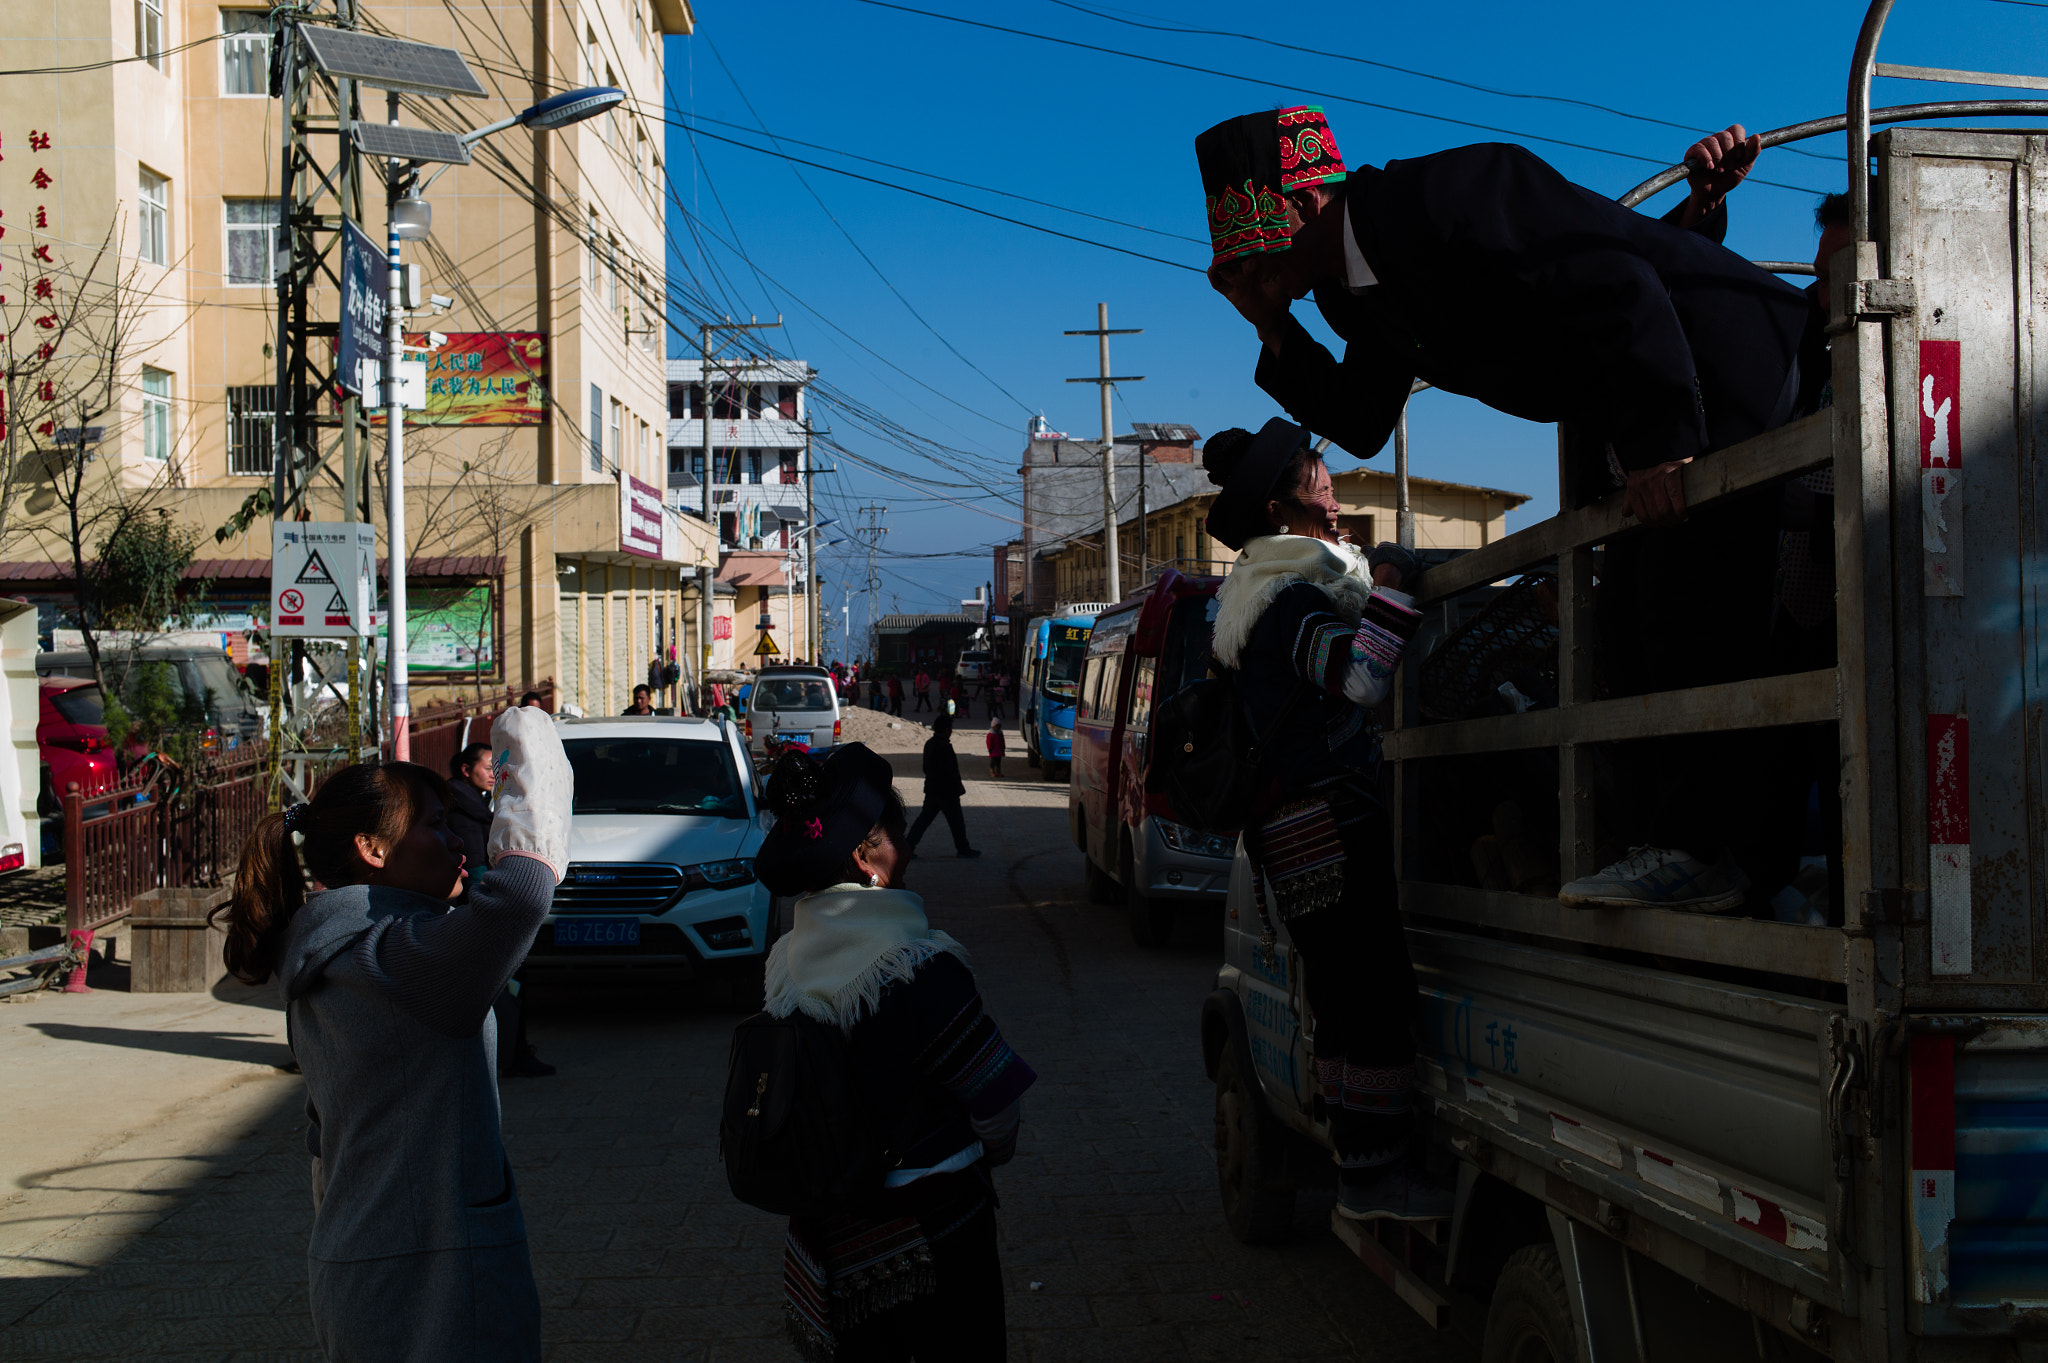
[743,665,842,757]
[519,715,774,993]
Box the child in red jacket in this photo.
[985,714,1007,779]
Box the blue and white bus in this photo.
[1019,606,1105,777]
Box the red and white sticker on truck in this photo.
[1928,714,1971,975]
[1920,338,1963,598]
[1909,1034,1957,1303]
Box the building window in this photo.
[668,385,689,419]
[668,447,691,484]
[140,367,173,462]
[588,383,603,472]
[586,210,600,288]
[713,382,740,419]
[779,385,799,419]
[633,0,646,53]
[745,384,762,419]
[226,384,274,474]
[224,199,277,285]
[606,236,618,311]
[745,450,761,484]
[712,446,736,483]
[136,0,164,67]
[138,168,169,265]
[692,450,705,480]
[779,451,798,484]
[609,400,623,471]
[220,9,269,93]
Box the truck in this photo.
[1019,605,1106,778]
[1201,21,2048,1361]
[1071,571,1234,946]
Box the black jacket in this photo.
[1255,144,1808,507]
[445,780,492,881]
[921,736,966,802]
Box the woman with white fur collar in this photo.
[754,742,1035,1363]
[1204,417,1448,1224]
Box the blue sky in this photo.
[661,0,2045,636]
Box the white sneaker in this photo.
[1557,845,1749,913]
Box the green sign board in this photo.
[376,585,494,674]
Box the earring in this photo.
[868,872,883,888]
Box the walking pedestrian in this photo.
[985,714,1006,779]
[913,668,932,711]
[1202,419,1446,1222]
[211,708,571,1361]
[888,675,905,717]
[990,671,1007,721]
[906,711,980,859]
[755,744,1032,1361]
[446,741,554,1079]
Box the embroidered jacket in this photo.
[1237,581,1422,807]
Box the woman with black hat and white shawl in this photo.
[1204,416,1450,1223]
[756,742,1035,1362]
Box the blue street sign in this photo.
[338,218,387,398]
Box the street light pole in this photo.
[382,91,414,760]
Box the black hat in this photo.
[757,742,896,896]
[1202,418,1311,552]
[1194,106,1348,267]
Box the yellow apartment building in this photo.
[1045,464,1532,605]
[0,0,712,715]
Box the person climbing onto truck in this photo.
[1195,107,1811,913]
[1204,416,1446,1222]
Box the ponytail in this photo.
[211,761,451,985]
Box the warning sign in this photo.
[272,522,377,639]
[753,632,781,658]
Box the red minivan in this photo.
[1068,569,1236,947]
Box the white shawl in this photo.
[1212,534,1374,668]
[763,883,968,1031]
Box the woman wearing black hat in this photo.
[1204,416,1448,1223]
[755,742,1035,1362]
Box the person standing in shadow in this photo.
[907,711,981,860]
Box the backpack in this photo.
[720,1008,888,1217]
[1148,666,1310,833]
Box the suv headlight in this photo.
[1154,818,1236,860]
[684,858,756,890]
[1045,720,1073,740]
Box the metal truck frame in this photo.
[1203,7,2048,1359]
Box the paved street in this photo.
[0,713,1483,1361]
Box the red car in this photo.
[39,676,117,806]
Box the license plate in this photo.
[776,732,811,745]
[552,918,640,947]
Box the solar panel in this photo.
[299,27,486,98]
[354,122,471,165]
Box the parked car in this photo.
[742,665,841,758]
[1069,570,1230,947]
[518,715,774,994]
[36,645,261,750]
[36,677,116,864]
[956,648,994,685]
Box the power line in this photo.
[1038,0,1835,162]
[849,0,1835,195]
[0,31,222,76]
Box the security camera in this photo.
[427,331,448,349]
[428,294,454,311]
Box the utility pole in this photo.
[1394,403,1416,551]
[1064,303,1142,604]
[858,504,887,663]
[697,316,780,696]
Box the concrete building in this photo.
[0,0,710,717]
[1036,460,1532,606]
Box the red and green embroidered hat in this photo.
[1194,106,1348,266]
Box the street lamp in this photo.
[372,85,620,759]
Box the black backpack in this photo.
[720,1008,888,1217]
[1149,667,1309,833]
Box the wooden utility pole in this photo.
[1064,303,1142,603]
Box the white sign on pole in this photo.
[271,522,378,638]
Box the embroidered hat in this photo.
[1202,417,1313,551]
[757,742,896,896]
[1195,106,1347,266]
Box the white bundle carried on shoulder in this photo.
[488,706,574,883]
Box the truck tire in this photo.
[1483,1245,1581,1363]
[1213,1043,1295,1244]
[1084,852,1119,905]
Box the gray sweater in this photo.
[276,855,554,1360]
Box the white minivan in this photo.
[743,665,842,757]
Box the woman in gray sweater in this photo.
[213,708,570,1361]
